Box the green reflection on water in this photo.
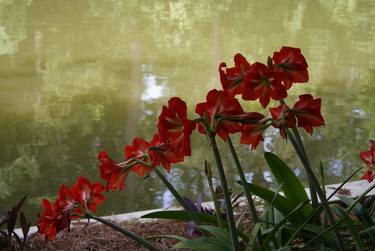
[0,0,375,222]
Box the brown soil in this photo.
[27,220,200,251]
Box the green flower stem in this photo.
[227,136,262,247]
[154,168,199,223]
[290,128,319,210]
[279,100,319,209]
[205,167,225,228]
[208,132,240,251]
[284,128,344,251]
[85,213,159,251]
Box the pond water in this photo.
[0,0,375,222]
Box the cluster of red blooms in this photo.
[38,46,327,240]
[98,47,325,191]
[360,141,375,182]
[38,176,105,240]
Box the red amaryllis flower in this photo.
[125,137,153,177]
[71,176,105,213]
[157,97,196,156]
[239,112,267,150]
[292,94,324,134]
[38,196,73,241]
[195,89,244,141]
[242,62,287,108]
[361,170,375,183]
[273,46,309,89]
[55,184,81,216]
[359,141,375,168]
[38,199,59,240]
[98,151,129,192]
[219,53,251,97]
[38,177,105,241]
[269,104,297,138]
[149,134,184,172]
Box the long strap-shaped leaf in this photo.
[141,210,219,225]
[173,225,232,251]
[260,200,310,250]
[239,181,306,222]
[264,152,312,216]
[87,214,159,251]
[331,204,365,250]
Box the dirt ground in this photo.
[27,219,199,251]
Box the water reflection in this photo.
[0,0,375,222]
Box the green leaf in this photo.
[141,210,219,225]
[339,195,375,247]
[240,182,305,222]
[198,225,231,248]
[330,204,364,251]
[7,195,27,236]
[247,221,262,251]
[173,237,231,251]
[19,211,30,241]
[264,152,312,216]
[282,205,324,247]
[286,223,335,243]
[0,208,8,228]
[146,234,188,242]
[276,247,292,251]
[260,200,310,250]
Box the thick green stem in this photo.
[290,128,319,210]
[284,128,344,251]
[86,214,159,251]
[227,136,262,247]
[208,132,240,251]
[208,178,226,228]
[154,168,199,223]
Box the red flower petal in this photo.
[292,94,324,134]
[269,104,296,138]
[38,199,58,240]
[195,89,244,141]
[157,97,196,157]
[239,112,266,150]
[125,137,153,177]
[149,133,184,172]
[71,176,105,213]
[242,62,287,108]
[359,141,375,168]
[273,46,309,89]
[55,185,77,214]
[98,151,128,191]
[219,53,251,97]
[361,170,375,183]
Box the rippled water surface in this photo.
[1,0,375,221]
